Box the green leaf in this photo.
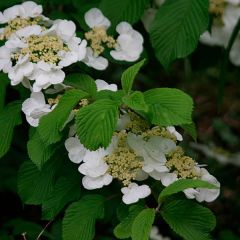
[27,131,57,169]
[38,89,88,145]
[114,204,144,239]
[121,59,145,94]
[131,208,155,240]
[63,195,105,240]
[181,122,197,141]
[144,88,193,126]
[0,101,22,159]
[122,91,148,112]
[100,0,149,31]
[0,73,9,111]
[42,177,81,220]
[64,74,97,96]
[161,200,216,240]
[18,150,63,205]
[150,0,209,68]
[159,179,219,203]
[75,99,119,150]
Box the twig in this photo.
[36,220,53,240]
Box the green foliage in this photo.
[64,74,97,96]
[131,208,155,240]
[159,179,219,203]
[63,195,105,240]
[100,0,149,31]
[38,89,88,145]
[150,0,209,68]
[0,73,9,110]
[122,91,148,112]
[75,99,119,150]
[42,177,81,220]
[0,101,22,159]
[144,88,193,126]
[114,204,144,239]
[161,200,216,240]
[18,149,64,205]
[27,131,57,169]
[121,59,145,94]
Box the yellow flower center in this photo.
[104,131,143,186]
[85,26,116,55]
[12,35,69,64]
[209,0,226,18]
[0,17,43,40]
[166,147,199,179]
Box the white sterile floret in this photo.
[8,55,34,86]
[200,2,240,66]
[95,79,118,91]
[184,167,220,202]
[64,137,86,164]
[166,126,183,141]
[0,1,43,24]
[29,61,65,92]
[0,46,12,73]
[127,133,176,178]
[84,8,111,29]
[21,92,52,127]
[150,226,171,240]
[83,47,108,70]
[121,183,151,204]
[110,22,144,62]
[82,174,113,190]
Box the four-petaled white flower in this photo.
[21,92,52,127]
[110,22,144,62]
[121,183,151,204]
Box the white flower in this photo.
[127,133,176,176]
[84,8,111,29]
[21,92,52,127]
[58,37,87,67]
[0,1,43,24]
[83,47,108,70]
[96,79,118,91]
[30,61,65,92]
[116,112,131,131]
[64,137,86,164]
[167,126,183,141]
[82,174,113,190]
[184,168,220,203]
[0,46,12,73]
[52,20,76,42]
[8,55,34,86]
[200,3,240,66]
[110,22,144,62]
[160,167,220,203]
[121,183,151,204]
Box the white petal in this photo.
[83,47,108,70]
[65,137,86,164]
[84,8,110,29]
[121,183,151,204]
[95,79,117,92]
[82,174,112,190]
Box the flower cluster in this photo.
[0,2,143,126]
[0,2,220,206]
[65,98,220,204]
[200,0,240,65]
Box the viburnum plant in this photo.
[0,1,222,240]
